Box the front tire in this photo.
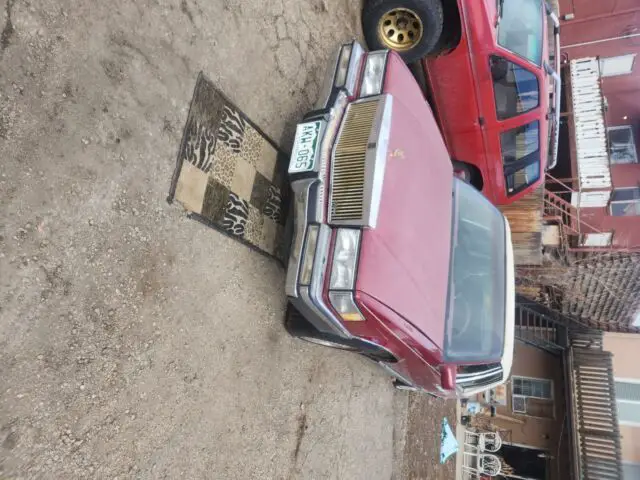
[285,304,397,361]
[285,304,361,351]
[362,0,444,63]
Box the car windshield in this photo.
[497,0,543,66]
[444,180,507,362]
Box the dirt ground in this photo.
[0,0,456,478]
[403,395,456,480]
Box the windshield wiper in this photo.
[495,0,505,27]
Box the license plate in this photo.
[289,121,323,174]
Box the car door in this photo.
[421,0,496,186]
[482,0,548,204]
[483,53,544,204]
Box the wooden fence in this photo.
[499,184,544,266]
[569,330,622,480]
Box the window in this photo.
[506,162,541,194]
[512,377,554,418]
[502,122,539,165]
[610,188,640,217]
[497,0,543,65]
[600,54,636,77]
[491,56,539,120]
[501,121,541,195]
[616,380,640,425]
[581,232,613,247]
[513,377,552,399]
[608,126,638,164]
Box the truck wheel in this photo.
[452,160,483,191]
[362,0,444,63]
[452,161,473,184]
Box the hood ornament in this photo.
[389,148,405,159]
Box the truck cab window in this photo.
[491,56,539,120]
[501,121,541,195]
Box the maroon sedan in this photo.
[284,42,515,398]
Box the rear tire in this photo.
[393,379,439,397]
[362,0,444,64]
[452,161,473,184]
[393,379,419,391]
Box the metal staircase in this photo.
[543,173,607,251]
[515,303,566,355]
[543,189,581,236]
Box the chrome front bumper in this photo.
[284,42,365,339]
[285,197,350,338]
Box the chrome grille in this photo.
[329,100,379,223]
[456,365,503,390]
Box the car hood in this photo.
[355,92,453,348]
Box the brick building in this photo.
[522,0,640,331]
[549,0,640,250]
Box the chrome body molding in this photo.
[367,94,393,229]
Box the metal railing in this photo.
[543,173,610,251]
[515,303,564,354]
[569,57,612,191]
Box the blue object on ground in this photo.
[440,417,459,464]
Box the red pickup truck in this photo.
[361,0,561,205]
[284,41,515,397]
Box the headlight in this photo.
[329,229,361,290]
[360,51,388,97]
[334,43,364,96]
[333,44,352,87]
[329,291,365,322]
[334,44,353,89]
[299,225,319,285]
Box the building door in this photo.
[500,444,547,480]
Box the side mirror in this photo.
[440,365,457,391]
